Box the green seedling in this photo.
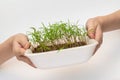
[27,21,88,53]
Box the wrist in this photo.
[0,36,14,64]
[3,36,15,56]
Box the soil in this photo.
[32,41,87,53]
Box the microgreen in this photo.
[27,21,88,53]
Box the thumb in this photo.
[87,28,95,39]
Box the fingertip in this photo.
[88,33,95,39]
[24,42,30,49]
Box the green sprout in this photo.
[27,21,88,53]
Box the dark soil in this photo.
[32,41,87,53]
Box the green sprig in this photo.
[27,21,88,53]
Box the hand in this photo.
[86,17,103,53]
[11,33,36,67]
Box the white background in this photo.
[0,0,120,80]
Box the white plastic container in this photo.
[25,39,98,69]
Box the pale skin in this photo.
[0,33,36,67]
[86,10,120,51]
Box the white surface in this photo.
[25,39,98,69]
[0,0,120,80]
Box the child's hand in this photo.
[11,33,36,67]
[86,17,103,53]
